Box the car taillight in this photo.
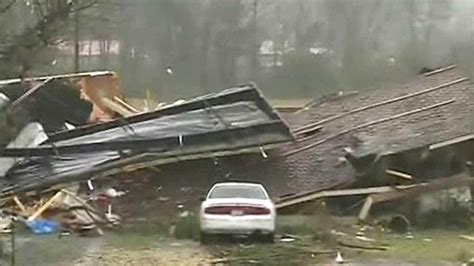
[204,206,270,215]
[244,206,271,215]
[204,206,233,215]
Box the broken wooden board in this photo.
[386,169,413,180]
[28,191,64,221]
[358,175,474,221]
[276,184,418,209]
[13,196,27,213]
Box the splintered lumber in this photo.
[358,176,474,222]
[13,196,27,213]
[429,134,474,150]
[61,189,103,219]
[424,65,456,76]
[337,239,388,251]
[459,235,474,241]
[276,184,418,209]
[284,99,455,157]
[296,125,323,137]
[113,96,139,113]
[386,169,413,180]
[101,97,135,117]
[28,191,63,221]
[278,180,349,202]
[294,76,466,134]
[358,196,374,222]
[8,78,53,110]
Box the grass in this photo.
[217,215,474,265]
[369,229,474,263]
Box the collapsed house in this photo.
[283,65,472,188]
[0,65,472,231]
[276,65,474,221]
[0,84,293,201]
[85,64,474,207]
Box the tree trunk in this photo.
[73,8,80,72]
[250,0,259,82]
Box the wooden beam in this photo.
[386,169,412,180]
[113,96,139,113]
[276,184,418,209]
[28,191,63,221]
[278,176,474,210]
[295,125,323,137]
[357,176,474,222]
[429,134,474,150]
[101,97,135,117]
[337,239,388,251]
[424,65,456,77]
[13,196,26,213]
[358,196,374,221]
[8,78,53,110]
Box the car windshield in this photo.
[208,185,268,199]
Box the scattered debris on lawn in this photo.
[388,215,410,234]
[459,235,474,242]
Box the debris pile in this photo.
[0,185,123,236]
[275,65,474,228]
[0,72,293,236]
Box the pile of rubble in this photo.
[0,71,293,236]
[274,65,474,227]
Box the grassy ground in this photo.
[367,229,474,263]
[0,214,472,265]
[209,215,474,265]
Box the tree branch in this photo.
[0,0,16,14]
[0,0,100,78]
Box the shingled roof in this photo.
[277,65,472,195]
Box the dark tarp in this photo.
[0,85,293,198]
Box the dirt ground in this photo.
[1,234,211,266]
[0,215,472,265]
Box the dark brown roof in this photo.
[276,65,472,195]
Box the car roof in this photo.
[211,182,264,188]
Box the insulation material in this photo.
[77,73,122,123]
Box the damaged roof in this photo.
[0,71,124,133]
[0,85,293,198]
[277,65,472,194]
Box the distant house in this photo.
[258,40,329,68]
[56,40,120,57]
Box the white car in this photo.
[199,182,276,242]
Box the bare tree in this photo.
[0,0,98,78]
